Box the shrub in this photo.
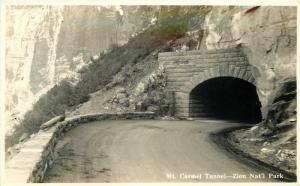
[5,6,211,149]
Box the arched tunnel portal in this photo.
[189,77,262,123]
[159,47,266,122]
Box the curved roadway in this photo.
[44,120,276,182]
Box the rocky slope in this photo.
[5,5,159,134]
[229,78,296,175]
[68,50,169,117]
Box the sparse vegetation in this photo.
[5,46,152,149]
[5,6,210,149]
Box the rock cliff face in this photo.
[202,6,297,118]
[202,7,296,175]
[5,5,156,133]
[6,6,64,132]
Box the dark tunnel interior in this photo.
[189,77,262,123]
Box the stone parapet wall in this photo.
[5,112,155,183]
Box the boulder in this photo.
[111,96,118,103]
[289,117,296,123]
[273,79,296,103]
[150,90,162,102]
[116,93,127,99]
[119,97,130,107]
[147,105,160,113]
[116,87,127,94]
[265,79,296,129]
[261,147,276,155]
[135,101,146,111]
[91,55,100,62]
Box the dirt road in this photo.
[44,120,277,182]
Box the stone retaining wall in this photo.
[5,112,155,183]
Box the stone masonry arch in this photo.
[180,64,255,93]
[158,47,262,120]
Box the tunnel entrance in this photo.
[189,77,262,123]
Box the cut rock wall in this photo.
[202,6,297,117]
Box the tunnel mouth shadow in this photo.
[189,77,262,123]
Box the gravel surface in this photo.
[44,120,277,182]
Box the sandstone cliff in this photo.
[202,6,296,117]
[201,6,296,175]
[5,5,157,133]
